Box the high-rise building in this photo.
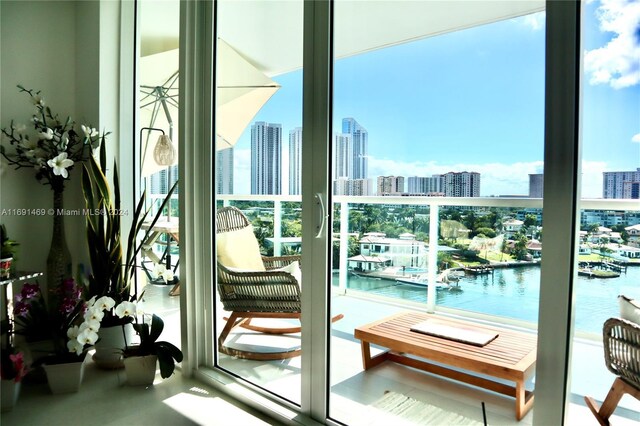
[341,118,368,179]
[149,165,179,195]
[333,133,351,180]
[251,121,281,195]
[216,147,234,194]
[442,171,480,197]
[407,176,442,195]
[333,178,372,196]
[529,173,543,198]
[377,176,405,195]
[289,127,302,195]
[603,168,640,199]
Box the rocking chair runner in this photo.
[216,206,342,360]
[585,317,640,425]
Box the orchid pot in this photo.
[42,352,86,394]
[123,352,157,386]
[1,380,21,411]
[93,321,134,370]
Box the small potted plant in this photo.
[0,225,19,279]
[0,346,29,411]
[119,302,183,386]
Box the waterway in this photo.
[336,264,640,334]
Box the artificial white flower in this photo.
[81,125,99,138]
[67,339,84,356]
[84,306,104,322]
[67,325,80,340]
[39,127,54,140]
[13,123,26,133]
[115,301,136,319]
[47,152,74,178]
[95,296,116,311]
[31,95,44,106]
[58,131,69,150]
[77,329,99,345]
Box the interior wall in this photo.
[0,0,122,291]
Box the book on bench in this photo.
[410,319,499,347]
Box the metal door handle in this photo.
[315,193,325,238]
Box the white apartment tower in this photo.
[251,121,281,195]
[333,177,372,196]
[603,168,640,199]
[377,176,405,195]
[333,117,368,195]
[529,173,543,198]
[289,127,302,195]
[442,171,480,197]
[407,176,442,195]
[216,147,234,194]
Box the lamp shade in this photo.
[153,134,176,166]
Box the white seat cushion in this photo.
[217,225,265,271]
[619,295,640,324]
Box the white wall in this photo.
[0,0,123,289]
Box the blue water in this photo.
[338,265,640,334]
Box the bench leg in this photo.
[360,341,388,370]
[515,379,534,420]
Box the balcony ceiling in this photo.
[141,1,544,77]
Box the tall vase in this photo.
[46,188,72,290]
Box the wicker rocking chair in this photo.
[585,317,640,425]
[216,206,342,360]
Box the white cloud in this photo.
[584,0,640,89]
[581,160,608,198]
[632,133,640,143]
[522,12,546,31]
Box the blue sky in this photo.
[233,1,640,197]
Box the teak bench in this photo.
[354,311,537,420]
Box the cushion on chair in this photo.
[217,225,265,271]
[225,261,302,285]
[619,295,640,324]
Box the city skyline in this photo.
[225,2,639,198]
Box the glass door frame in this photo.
[178,1,584,425]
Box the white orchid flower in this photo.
[95,296,116,311]
[47,152,74,178]
[153,263,166,278]
[86,296,97,308]
[82,319,101,333]
[39,127,54,140]
[84,307,104,322]
[81,125,99,138]
[77,329,99,346]
[115,301,136,319]
[162,269,175,282]
[67,339,84,356]
[67,325,80,340]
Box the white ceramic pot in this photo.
[1,379,21,411]
[43,359,85,394]
[123,355,158,386]
[93,323,134,369]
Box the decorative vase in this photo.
[42,358,85,394]
[1,379,21,411]
[93,323,134,369]
[123,355,158,386]
[0,257,12,279]
[46,188,72,290]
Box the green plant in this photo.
[125,313,183,379]
[81,140,177,324]
[0,224,19,259]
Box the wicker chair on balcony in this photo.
[585,317,640,425]
[216,206,342,360]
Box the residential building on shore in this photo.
[603,168,640,199]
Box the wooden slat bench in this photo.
[354,311,537,420]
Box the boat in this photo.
[395,274,450,289]
[463,265,494,275]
